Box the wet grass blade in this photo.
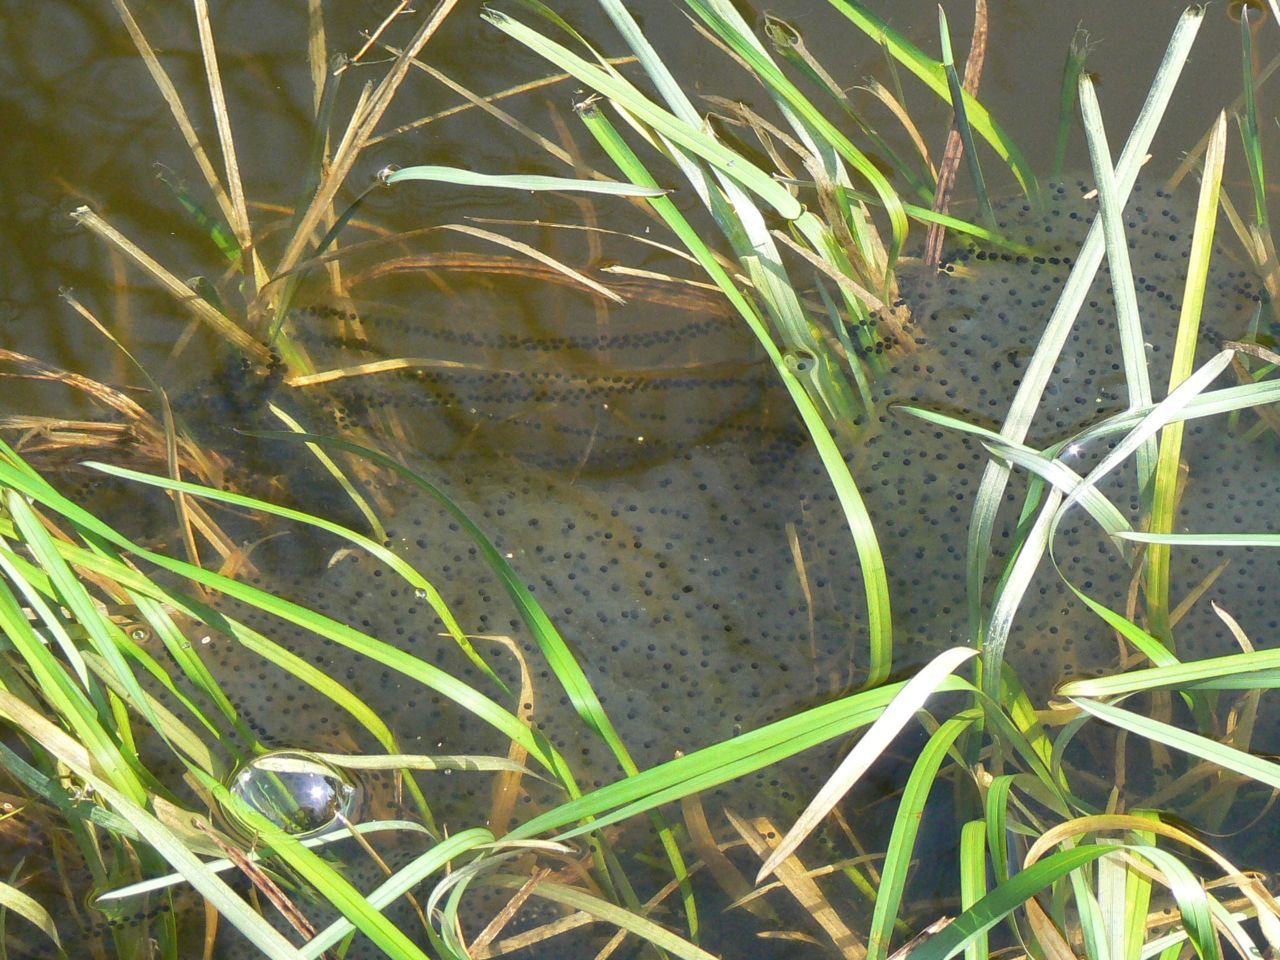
[1146,111,1227,642]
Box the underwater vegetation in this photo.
[7,1,1280,959]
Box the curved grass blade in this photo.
[0,880,62,956]
[299,828,495,960]
[577,101,895,686]
[239,431,693,932]
[1072,697,1280,790]
[83,460,508,698]
[483,9,802,220]
[964,7,1203,641]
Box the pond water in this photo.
[2,2,1279,958]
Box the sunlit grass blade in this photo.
[959,820,988,960]
[965,6,1203,640]
[383,164,667,196]
[511,675,972,844]
[1072,697,1280,790]
[758,647,976,883]
[679,0,910,267]
[1146,111,1227,643]
[483,9,801,220]
[0,458,564,786]
[299,828,495,960]
[1079,72,1157,497]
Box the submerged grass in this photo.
[6,1,1280,959]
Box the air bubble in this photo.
[226,751,358,837]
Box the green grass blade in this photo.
[237,432,692,933]
[904,846,1114,960]
[1239,8,1268,232]
[867,710,981,960]
[576,101,895,686]
[681,0,910,267]
[84,460,508,697]
[1072,697,1280,790]
[1052,29,1092,180]
[0,690,306,960]
[938,6,993,229]
[823,0,1037,200]
[299,828,494,959]
[1145,111,1227,642]
[483,10,802,220]
[964,6,1203,641]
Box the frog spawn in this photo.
[194,177,1278,955]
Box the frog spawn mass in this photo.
[197,177,1275,954]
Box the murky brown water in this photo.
[2,2,1278,958]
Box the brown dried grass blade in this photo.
[70,207,270,363]
[108,0,239,245]
[192,0,253,268]
[926,0,989,268]
[278,0,462,279]
[726,810,867,960]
